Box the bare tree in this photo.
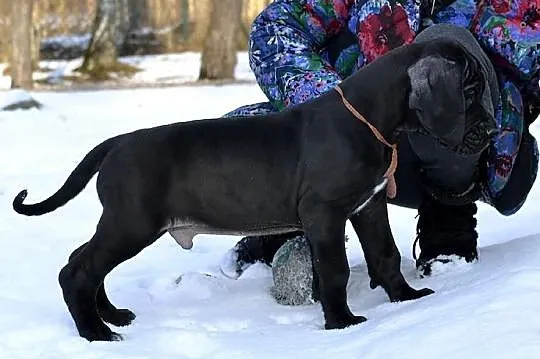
[31,24,40,70]
[0,0,10,64]
[3,0,41,111]
[199,0,243,80]
[78,0,135,79]
[10,0,34,89]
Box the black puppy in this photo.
[13,39,486,342]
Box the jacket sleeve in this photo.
[248,0,353,110]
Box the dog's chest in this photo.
[349,179,388,216]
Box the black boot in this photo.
[414,194,478,276]
[219,232,300,278]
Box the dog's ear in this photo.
[408,55,466,148]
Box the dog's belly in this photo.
[165,218,302,249]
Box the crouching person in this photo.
[220,0,539,303]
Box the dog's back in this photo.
[96,112,306,233]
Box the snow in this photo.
[1,53,540,358]
[40,33,92,50]
[0,90,35,109]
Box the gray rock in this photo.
[270,236,314,306]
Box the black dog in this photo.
[13,39,488,342]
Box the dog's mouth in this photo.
[453,112,498,156]
[402,123,496,156]
[415,105,497,156]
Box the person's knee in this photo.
[222,102,277,118]
[390,134,482,209]
[408,133,484,205]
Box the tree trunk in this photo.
[79,0,132,78]
[0,0,11,64]
[31,24,40,70]
[199,0,243,80]
[127,0,147,31]
[10,0,33,89]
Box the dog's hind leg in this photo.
[349,190,434,302]
[300,203,366,330]
[67,243,136,327]
[58,209,163,341]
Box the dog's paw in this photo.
[79,323,123,342]
[409,287,435,300]
[390,286,434,302]
[369,278,380,290]
[324,315,367,330]
[100,308,136,327]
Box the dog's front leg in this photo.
[301,204,366,329]
[349,190,434,302]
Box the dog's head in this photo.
[407,41,496,152]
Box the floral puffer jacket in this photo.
[243,0,539,215]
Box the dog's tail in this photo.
[13,134,124,216]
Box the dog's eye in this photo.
[464,84,476,97]
[465,95,474,108]
[464,86,477,108]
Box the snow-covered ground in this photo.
[1,54,540,358]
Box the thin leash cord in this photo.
[334,85,398,198]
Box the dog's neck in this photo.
[336,44,423,142]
